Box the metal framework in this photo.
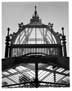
[2,6,70,88]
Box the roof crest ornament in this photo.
[35,5,37,17]
[30,5,42,24]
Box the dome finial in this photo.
[34,5,37,16]
[35,5,37,11]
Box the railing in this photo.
[9,44,62,57]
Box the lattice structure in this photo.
[2,6,70,88]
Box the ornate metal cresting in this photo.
[2,6,69,88]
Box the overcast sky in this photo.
[2,2,69,57]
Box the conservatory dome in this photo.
[10,6,62,57]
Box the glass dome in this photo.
[10,6,61,57]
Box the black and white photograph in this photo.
[1,1,70,88]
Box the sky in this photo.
[2,2,69,58]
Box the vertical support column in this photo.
[43,28,45,44]
[35,62,39,88]
[9,46,12,57]
[53,67,56,87]
[54,71,56,83]
[58,46,62,56]
[61,27,67,57]
[35,28,37,44]
[5,28,10,58]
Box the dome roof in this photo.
[9,6,62,57]
[11,6,61,45]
